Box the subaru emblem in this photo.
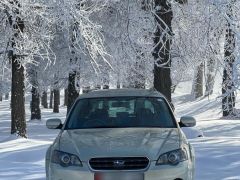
[113,160,125,167]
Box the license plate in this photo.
[94,172,144,180]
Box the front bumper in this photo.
[48,160,193,180]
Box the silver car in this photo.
[45,89,196,180]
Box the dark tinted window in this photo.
[66,97,176,129]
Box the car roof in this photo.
[77,88,165,99]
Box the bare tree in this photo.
[67,25,79,113]
[222,0,236,117]
[193,63,204,99]
[28,64,41,120]
[153,0,174,102]
[53,88,60,113]
[41,91,48,108]
[7,0,26,137]
[31,86,41,120]
[49,90,54,109]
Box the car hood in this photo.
[59,128,180,161]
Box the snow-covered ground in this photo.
[173,81,240,180]
[0,85,240,180]
[0,94,65,180]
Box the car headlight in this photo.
[156,148,188,166]
[51,150,82,167]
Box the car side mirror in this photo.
[46,118,62,129]
[179,116,196,127]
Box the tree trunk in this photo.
[41,91,48,108]
[64,88,68,106]
[67,71,79,113]
[5,93,9,100]
[31,86,41,120]
[10,0,26,137]
[134,58,145,89]
[117,80,121,89]
[193,63,204,99]
[53,89,60,113]
[102,71,110,89]
[58,90,60,106]
[67,24,79,113]
[205,31,219,97]
[49,90,53,109]
[124,63,136,88]
[82,86,91,93]
[103,85,109,89]
[153,0,173,102]
[205,59,216,96]
[116,67,121,89]
[11,58,26,137]
[222,1,236,117]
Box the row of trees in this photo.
[0,0,239,137]
[0,0,109,137]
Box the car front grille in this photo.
[89,157,149,170]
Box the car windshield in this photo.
[66,97,176,129]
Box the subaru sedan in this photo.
[45,89,196,180]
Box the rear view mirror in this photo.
[179,116,196,127]
[46,118,62,129]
